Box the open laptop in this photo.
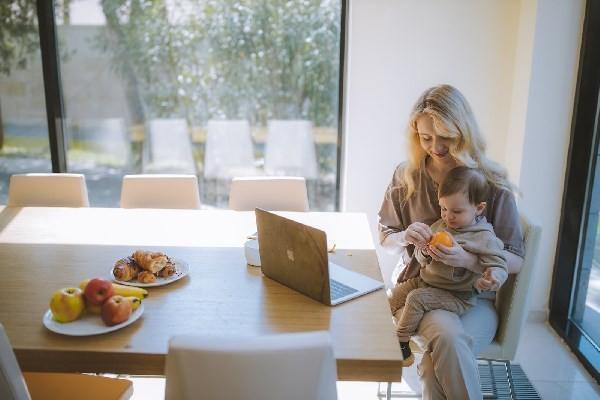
[255,208,383,306]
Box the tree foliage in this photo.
[0,1,38,76]
[98,0,341,127]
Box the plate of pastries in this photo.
[111,250,189,287]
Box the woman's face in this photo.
[416,115,457,168]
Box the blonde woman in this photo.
[378,84,524,399]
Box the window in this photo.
[0,2,52,203]
[38,0,345,209]
[549,0,600,381]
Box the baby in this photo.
[388,166,508,366]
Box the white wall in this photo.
[342,0,585,317]
[343,0,521,283]
[509,0,585,315]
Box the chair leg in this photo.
[375,381,420,399]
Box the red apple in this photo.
[49,287,85,323]
[101,295,132,326]
[84,278,114,306]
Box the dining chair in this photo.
[120,174,201,209]
[0,323,132,400]
[380,213,542,398]
[143,118,196,174]
[203,119,258,179]
[264,120,319,179]
[7,173,90,207]
[228,176,309,211]
[165,331,338,400]
[478,213,541,360]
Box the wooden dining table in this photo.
[0,206,403,382]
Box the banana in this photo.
[79,279,149,299]
[112,283,148,299]
[125,296,142,311]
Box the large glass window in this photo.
[53,0,342,209]
[0,2,52,203]
[549,0,600,382]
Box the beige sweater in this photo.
[415,216,507,296]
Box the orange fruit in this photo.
[429,231,453,247]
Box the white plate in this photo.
[110,257,189,288]
[43,303,144,336]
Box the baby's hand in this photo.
[475,269,501,291]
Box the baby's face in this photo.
[439,192,484,229]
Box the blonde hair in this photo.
[401,84,514,200]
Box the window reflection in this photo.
[50,0,341,210]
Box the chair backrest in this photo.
[7,173,90,207]
[120,174,201,209]
[0,323,32,400]
[143,119,196,174]
[479,213,541,360]
[165,331,338,400]
[228,176,309,211]
[264,120,318,179]
[204,120,257,179]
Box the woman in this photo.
[378,84,524,399]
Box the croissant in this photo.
[132,250,168,274]
[137,271,157,283]
[113,258,140,281]
[158,261,176,278]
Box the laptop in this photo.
[255,208,384,306]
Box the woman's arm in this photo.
[504,250,523,274]
[380,222,433,254]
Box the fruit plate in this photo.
[43,303,144,336]
[110,258,190,288]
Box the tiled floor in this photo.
[129,321,599,399]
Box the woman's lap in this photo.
[413,298,498,354]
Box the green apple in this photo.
[50,287,85,323]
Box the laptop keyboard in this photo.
[330,279,359,300]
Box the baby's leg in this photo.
[387,277,421,314]
[396,287,472,342]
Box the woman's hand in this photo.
[404,222,432,249]
[427,235,478,269]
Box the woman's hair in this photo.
[400,84,514,200]
[438,166,490,205]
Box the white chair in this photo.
[203,120,258,179]
[479,214,541,360]
[120,174,201,209]
[7,173,90,207]
[0,323,132,400]
[229,176,309,211]
[143,119,196,174]
[381,214,541,396]
[264,120,319,179]
[165,331,338,400]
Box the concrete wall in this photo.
[342,0,586,317]
[0,26,130,127]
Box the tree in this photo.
[0,0,40,149]
[97,0,341,128]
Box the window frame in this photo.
[548,0,600,382]
[35,0,348,211]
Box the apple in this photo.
[84,278,114,306]
[101,295,132,326]
[49,287,85,323]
